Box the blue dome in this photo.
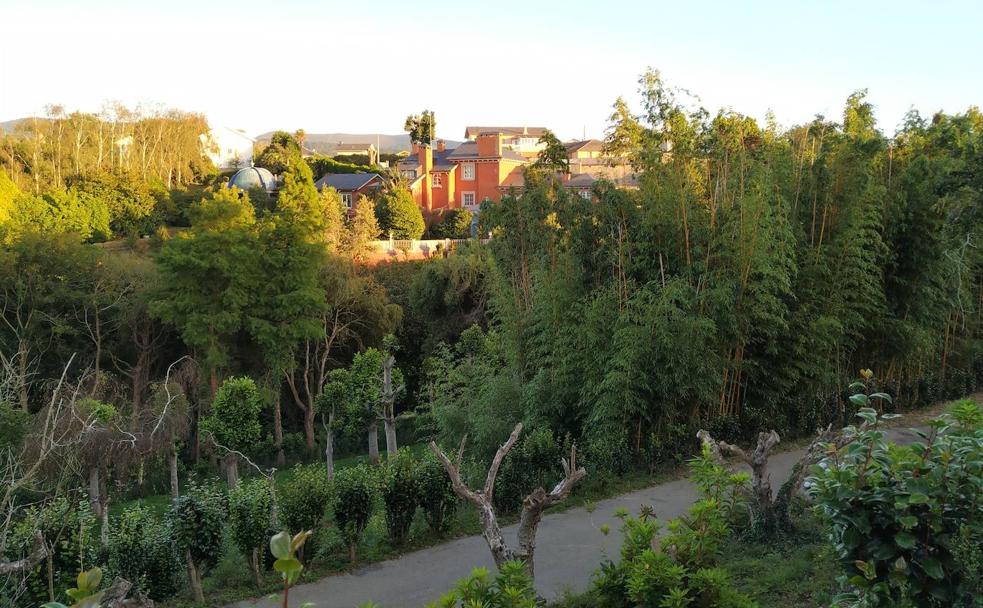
[228,166,277,192]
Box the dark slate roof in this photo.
[446,141,526,162]
[565,173,597,188]
[314,173,382,191]
[464,126,547,139]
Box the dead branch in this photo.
[0,530,46,575]
[428,423,586,579]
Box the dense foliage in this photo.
[334,464,378,563]
[809,400,983,606]
[104,506,182,600]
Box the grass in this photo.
[547,517,841,608]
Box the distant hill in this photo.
[254,132,462,155]
[1,118,29,133]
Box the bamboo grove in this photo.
[426,70,983,462]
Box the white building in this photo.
[202,126,255,170]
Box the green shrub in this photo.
[592,459,756,608]
[493,427,561,513]
[334,464,377,563]
[228,478,277,584]
[279,464,331,555]
[376,186,425,239]
[170,482,227,577]
[425,561,536,608]
[105,506,182,600]
[416,452,458,534]
[430,209,473,239]
[808,402,983,607]
[382,449,420,545]
[0,402,29,452]
[5,497,97,606]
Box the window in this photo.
[432,173,443,188]
[400,169,416,180]
[341,193,353,208]
[462,163,475,181]
[462,192,476,208]
[578,189,592,200]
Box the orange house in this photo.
[398,131,529,216]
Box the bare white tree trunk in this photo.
[169,449,180,499]
[429,423,586,579]
[225,453,239,489]
[325,420,335,480]
[384,419,397,457]
[368,422,379,465]
[88,466,102,517]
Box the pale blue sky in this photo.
[1,0,981,140]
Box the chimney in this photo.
[436,139,445,153]
[419,143,432,173]
[411,142,420,155]
[477,133,502,157]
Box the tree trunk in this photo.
[384,417,398,457]
[186,550,204,605]
[303,406,316,453]
[250,548,261,587]
[273,396,285,467]
[325,425,335,480]
[225,454,239,489]
[169,449,180,499]
[428,424,586,582]
[88,467,102,517]
[367,422,379,465]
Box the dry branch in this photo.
[428,423,586,579]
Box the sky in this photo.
[1,0,982,141]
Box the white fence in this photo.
[369,237,489,259]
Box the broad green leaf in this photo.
[850,394,869,407]
[908,493,930,504]
[270,531,292,560]
[895,532,916,549]
[917,557,944,580]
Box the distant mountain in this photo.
[254,132,462,155]
[1,118,29,133]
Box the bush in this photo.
[593,509,755,608]
[105,506,182,600]
[492,427,561,513]
[808,401,983,607]
[0,402,29,452]
[228,478,277,584]
[429,208,473,239]
[279,464,331,554]
[425,561,536,608]
[334,464,377,563]
[376,186,425,239]
[382,449,420,545]
[5,497,97,606]
[416,452,458,534]
[170,482,227,577]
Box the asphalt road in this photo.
[233,427,922,608]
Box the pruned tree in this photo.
[697,422,866,532]
[428,423,586,579]
[697,429,780,529]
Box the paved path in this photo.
[234,427,922,608]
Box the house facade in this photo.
[398,134,527,214]
[204,126,255,170]
[314,173,384,211]
[334,143,378,165]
